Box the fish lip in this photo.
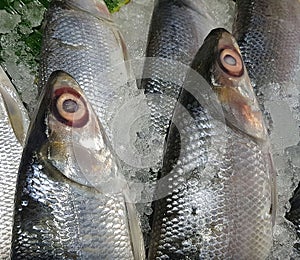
[54,0,112,21]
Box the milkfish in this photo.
[232,0,300,138]
[11,71,145,259]
[0,66,29,259]
[39,0,138,140]
[232,0,300,249]
[139,0,215,160]
[232,0,300,96]
[148,28,276,260]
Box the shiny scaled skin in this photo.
[11,71,143,259]
[40,0,135,139]
[233,0,300,89]
[148,29,276,260]
[0,95,24,259]
[12,157,134,259]
[233,0,300,247]
[140,0,214,136]
[0,67,29,259]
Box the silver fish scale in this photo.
[225,134,273,259]
[232,0,300,137]
[0,97,23,259]
[233,0,300,246]
[141,0,214,136]
[149,89,273,259]
[233,0,300,91]
[40,4,133,138]
[12,156,134,259]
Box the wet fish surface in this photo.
[135,0,216,214]
[232,0,300,93]
[39,0,137,140]
[0,66,29,259]
[11,71,145,259]
[232,0,300,251]
[232,0,300,137]
[135,0,216,246]
[148,28,276,259]
[140,0,215,148]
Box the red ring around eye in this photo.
[52,87,89,127]
[219,48,243,77]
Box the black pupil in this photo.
[224,54,236,66]
[62,99,78,113]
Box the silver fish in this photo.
[232,0,300,91]
[140,0,215,159]
[0,66,29,259]
[232,0,300,251]
[11,71,145,259]
[232,0,300,130]
[148,28,276,260]
[39,0,137,140]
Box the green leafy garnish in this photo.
[105,0,130,13]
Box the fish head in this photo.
[28,71,124,194]
[192,28,267,141]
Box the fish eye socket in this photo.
[219,48,243,77]
[52,87,89,127]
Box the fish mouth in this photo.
[62,0,111,20]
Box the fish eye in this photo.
[52,87,89,127]
[219,48,243,77]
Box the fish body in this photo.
[11,71,144,259]
[140,0,215,144]
[232,0,300,90]
[0,66,29,259]
[232,0,300,133]
[135,0,215,243]
[39,0,137,140]
[148,29,276,259]
[233,0,300,250]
